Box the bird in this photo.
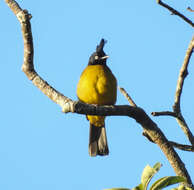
[76,39,117,156]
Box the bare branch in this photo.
[5,0,74,111]
[169,141,194,152]
[176,114,194,146]
[119,87,137,107]
[153,2,194,145]
[152,36,194,146]
[173,36,194,113]
[157,0,194,27]
[151,111,177,117]
[142,133,194,152]
[5,0,194,187]
[173,36,194,145]
[71,101,193,187]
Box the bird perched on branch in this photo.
[77,39,117,156]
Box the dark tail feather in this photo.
[89,124,109,156]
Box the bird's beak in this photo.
[100,55,109,60]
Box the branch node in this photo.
[62,100,76,113]
[16,9,32,23]
[16,10,25,22]
[181,69,189,78]
[142,131,155,143]
[23,9,32,19]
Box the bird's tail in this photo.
[89,124,109,156]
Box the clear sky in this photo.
[1,0,194,190]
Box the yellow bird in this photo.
[77,39,117,156]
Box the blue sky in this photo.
[1,0,194,190]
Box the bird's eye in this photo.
[94,55,98,60]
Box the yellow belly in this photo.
[77,64,117,126]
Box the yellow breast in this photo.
[77,64,117,105]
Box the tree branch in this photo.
[152,36,194,146]
[5,0,194,188]
[141,133,194,152]
[157,0,194,27]
[116,89,194,153]
[119,87,137,107]
[173,36,194,113]
[169,141,194,152]
[151,111,177,117]
[5,0,74,111]
[175,114,194,146]
[70,102,194,187]
[173,36,194,145]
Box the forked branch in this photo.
[153,0,194,166]
[152,36,194,146]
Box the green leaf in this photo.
[141,163,162,190]
[153,163,162,172]
[150,176,186,190]
[178,185,192,190]
[132,184,143,190]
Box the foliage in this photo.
[104,163,189,190]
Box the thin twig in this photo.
[142,132,194,152]
[151,111,177,117]
[119,87,156,145]
[157,0,194,27]
[173,36,194,113]
[173,36,194,145]
[119,87,137,107]
[176,114,194,146]
[169,141,194,152]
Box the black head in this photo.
[88,39,109,65]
